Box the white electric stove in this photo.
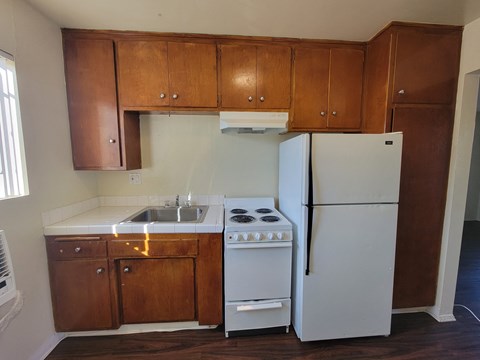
[223,197,293,337]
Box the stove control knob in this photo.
[254,232,262,241]
[277,232,284,240]
[242,233,249,241]
[232,233,240,241]
[267,232,274,240]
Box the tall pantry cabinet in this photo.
[363,23,462,308]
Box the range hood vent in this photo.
[219,111,288,134]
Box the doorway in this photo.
[455,87,480,318]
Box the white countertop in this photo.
[43,205,224,236]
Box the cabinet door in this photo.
[119,258,195,323]
[219,44,257,109]
[168,42,217,108]
[392,30,461,105]
[64,39,121,169]
[328,48,364,129]
[116,40,169,107]
[256,45,292,109]
[392,106,453,308]
[50,259,113,331]
[291,47,329,130]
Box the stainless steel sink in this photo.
[123,206,208,223]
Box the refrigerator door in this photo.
[311,133,402,205]
[297,203,398,342]
[279,133,309,211]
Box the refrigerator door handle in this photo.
[305,133,314,276]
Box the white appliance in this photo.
[219,111,288,134]
[279,133,403,342]
[0,230,16,307]
[223,197,293,337]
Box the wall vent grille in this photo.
[0,230,16,307]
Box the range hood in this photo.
[219,111,288,134]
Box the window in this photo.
[0,50,28,199]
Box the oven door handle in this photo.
[226,242,292,250]
[236,302,283,312]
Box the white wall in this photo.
[0,1,97,359]
[464,111,480,221]
[97,114,294,199]
[429,17,480,321]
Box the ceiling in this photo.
[25,0,480,42]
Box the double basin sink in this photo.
[123,205,208,223]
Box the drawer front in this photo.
[109,239,198,258]
[225,298,291,333]
[48,239,107,260]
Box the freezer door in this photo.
[311,133,402,204]
[298,204,398,341]
[279,134,309,209]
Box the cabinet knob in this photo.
[172,94,178,100]
[332,111,337,116]
[96,267,105,275]
[74,247,81,253]
[398,89,405,95]
[109,138,116,144]
[248,96,253,102]
[159,93,166,99]
[320,111,326,117]
[259,96,265,102]
[123,266,131,273]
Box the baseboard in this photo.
[392,306,456,322]
[426,308,456,322]
[29,333,65,360]
[392,306,428,314]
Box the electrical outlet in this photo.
[129,173,142,185]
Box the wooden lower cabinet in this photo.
[46,233,222,331]
[49,259,114,331]
[119,258,196,323]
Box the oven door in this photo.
[224,241,292,301]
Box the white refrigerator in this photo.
[279,132,403,342]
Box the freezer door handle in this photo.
[236,302,283,312]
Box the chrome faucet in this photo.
[175,194,180,207]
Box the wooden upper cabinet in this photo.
[117,41,169,107]
[63,38,122,169]
[219,44,292,109]
[291,47,364,131]
[392,29,462,105]
[117,41,217,108]
[291,48,329,130]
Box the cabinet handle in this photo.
[123,266,131,273]
[398,89,405,95]
[332,111,337,116]
[172,94,178,100]
[96,267,105,275]
[74,247,81,253]
[160,93,166,99]
[259,96,265,102]
[320,111,326,116]
[109,139,116,144]
[248,96,253,102]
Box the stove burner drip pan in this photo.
[260,215,280,223]
[230,215,256,223]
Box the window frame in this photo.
[0,49,29,200]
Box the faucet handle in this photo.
[185,192,192,207]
